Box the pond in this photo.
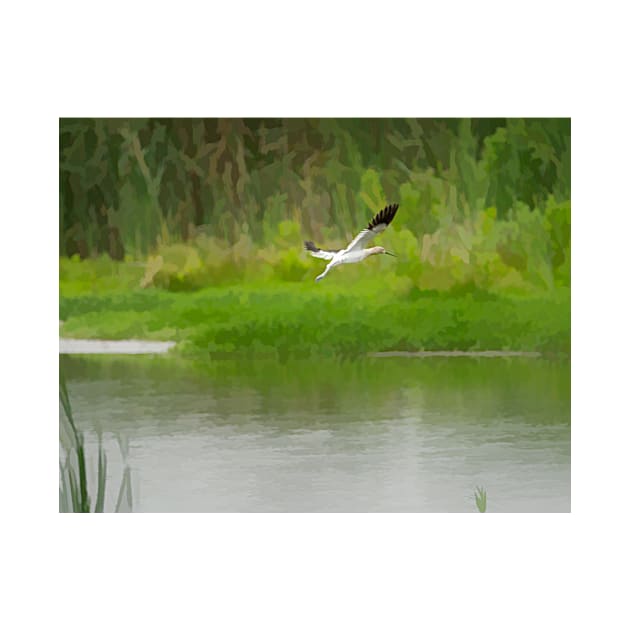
[60,354,570,512]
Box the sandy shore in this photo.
[59,338,176,355]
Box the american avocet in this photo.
[305,204,399,282]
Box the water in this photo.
[60,355,570,512]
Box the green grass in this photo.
[60,255,145,296]
[60,271,570,359]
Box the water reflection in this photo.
[60,355,570,512]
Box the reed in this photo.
[59,375,132,512]
[475,486,487,513]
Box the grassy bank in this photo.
[60,261,569,359]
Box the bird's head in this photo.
[372,246,396,257]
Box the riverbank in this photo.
[60,280,570,359]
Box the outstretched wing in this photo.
[344,204,399,253]
[304,240,338,261]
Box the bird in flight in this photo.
[305,204,399,282]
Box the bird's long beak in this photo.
[385,251,396,257]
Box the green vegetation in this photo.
[120,197,569,295]
[59,119,570,358]
[59,376,132,512]
[60,119,570,276]
[60,272,569,358]
[475,486,487,513]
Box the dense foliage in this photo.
[60,119,570,294]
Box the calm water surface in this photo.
[60,355,570,512]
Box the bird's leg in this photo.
[315,261,335,282]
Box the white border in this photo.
[4,1,629,628]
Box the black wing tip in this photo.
[304,240,319,252]
[368,203,399,230]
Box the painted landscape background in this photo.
[59,118,570,513]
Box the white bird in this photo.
[305,203,399,282]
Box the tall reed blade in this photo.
[94,433,107,513]
[59,373,133,513]
[115,467,133,513]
